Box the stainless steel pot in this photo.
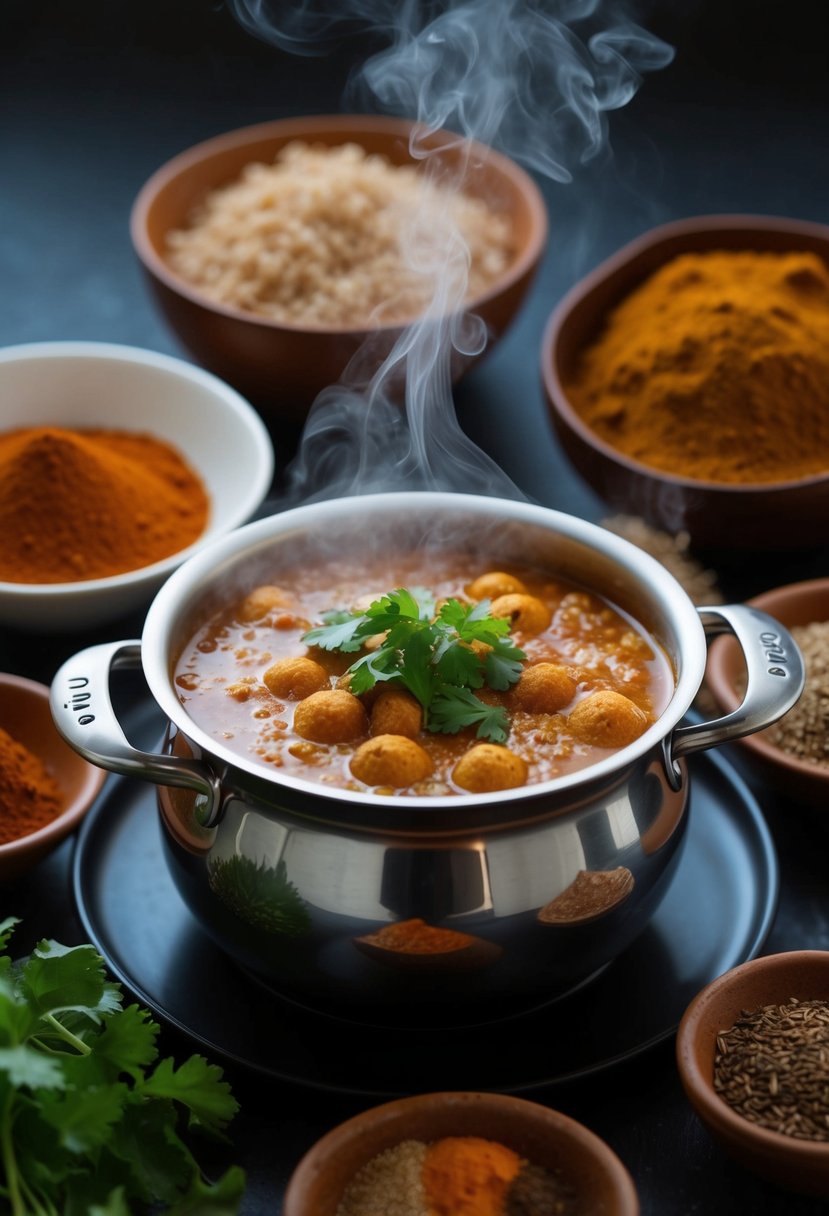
[51,493,803,1024]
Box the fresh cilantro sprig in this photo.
[0,918,243,1215]
[303,587,526,743]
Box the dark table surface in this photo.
[3,1,829,1212]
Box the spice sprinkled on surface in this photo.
[714,998,829,1140]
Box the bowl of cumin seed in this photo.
[676,950,829,1195]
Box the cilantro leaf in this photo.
[429,686,512,744]
[302,609,366,653]
[305,587,529,741]
[0,927,244,1214]
[485,638,527,691]
[138,1055,239,1136]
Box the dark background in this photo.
[3,1,829,1212]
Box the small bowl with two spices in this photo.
[677,951,829,1196]
[0,341,273,632]
[542,214,829,550]
[52,492,803,1023]
[131,114,548,415]
[283,1091,638,1216]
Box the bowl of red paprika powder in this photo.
[283,1090,639,1216]
[0,673,106,884]
[0,341,274,632]
[541,214,829,551]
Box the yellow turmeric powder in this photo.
[565,249,829,484]
[422,1136,522,1216]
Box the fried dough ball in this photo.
[568,690,649,748]
[490,593,551,636]
[263,657,329,700]
[370,689,422,739]
[293,690,368,744]
[237,585,292,623]
[351,735,433,787]
[467,571,527,600]
[513,663,577,714]
[452,744,528,793]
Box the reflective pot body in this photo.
[52,493,804,1023]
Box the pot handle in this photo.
[50,640,222,827]
[664,603,805,790]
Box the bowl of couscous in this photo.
[130,114,548,419]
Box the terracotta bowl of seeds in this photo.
[0,673,107,884]
[706,577,829,809]
[282,1091,639,1216]
[677,951,829,1195]
[132,114,548,420]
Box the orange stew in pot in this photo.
[174,552,674,796]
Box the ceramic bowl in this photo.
[541,214,829,550]
[677,951,829,1195]
[130,114,548,417]
[706,577,829,808]
[0,341,274,632]
[0,673,106,883]
[282,1091,639,1216]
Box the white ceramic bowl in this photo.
[0,341,274,631]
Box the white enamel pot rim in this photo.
[50,486,802,817]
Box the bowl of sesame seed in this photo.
[676,951,829,1195]
[706,577,829,809]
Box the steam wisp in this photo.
[227,0,674,503]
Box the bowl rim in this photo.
[676,949,829,1164]
[130,112,549,336]
[0,672,107,857]
[541,212,829,494]
[282,1090,639,1215]
[0,339,274,597]
[141,489,707,810]
[706,576,829,783]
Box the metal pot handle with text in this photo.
[50,640,223,827]
[664,604,805,791]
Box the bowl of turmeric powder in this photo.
[541,214,829,550]
[0,341,274,631]
[282,1091,639,1216]
[0,673,106,883]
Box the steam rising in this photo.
[228,0,674,503]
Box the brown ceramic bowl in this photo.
[706,577,829,808]
[131,114,548,419]
[282,1091,639,1216]
[541,214,829,550]
[0,674,107,883]
[677,951,829,1195]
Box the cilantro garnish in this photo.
[302,587,526,743]
[0,917,243,1214]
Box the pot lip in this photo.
[142,491,705,809]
